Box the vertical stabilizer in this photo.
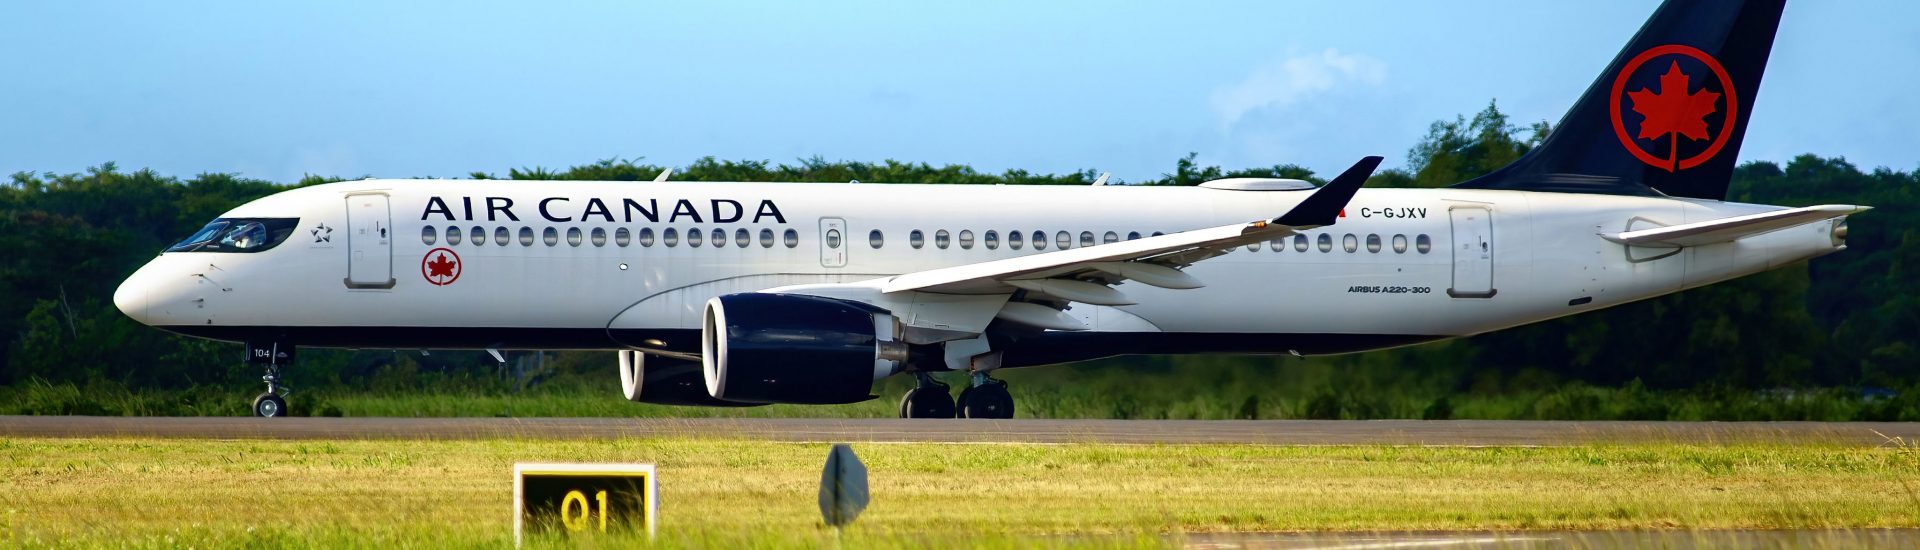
[1453,0,1786,200]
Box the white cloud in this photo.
[1209,48,1387,128]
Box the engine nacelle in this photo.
[701,293,905,404]
[618,350,761,407]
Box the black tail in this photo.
[1453,0,1786,200]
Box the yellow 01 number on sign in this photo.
[513,463,656,545]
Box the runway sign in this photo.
[513,463,656,546]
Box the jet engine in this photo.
[617,350,761,407]
[700,293,906,404]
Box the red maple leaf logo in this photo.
[1626,61,1721,171]
[426,253,456,278]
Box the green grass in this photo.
[6,370,1918,421]
[2,437,1918,548]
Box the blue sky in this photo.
[3,1,1915,183]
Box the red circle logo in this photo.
[1608,44,1737,172]
[422,247,461,286]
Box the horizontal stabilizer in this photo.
[1602,204,1868,247]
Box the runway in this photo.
[2,416,1914,445]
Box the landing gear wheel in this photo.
[959,381,1014,419]
[252,392,287,418]
[898,376,955,419]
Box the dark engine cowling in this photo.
[701,293,905,404]
[618,350,761,407]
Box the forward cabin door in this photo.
[819,217,847,267]
[1447,206,1495,298]
[345,193,396,289]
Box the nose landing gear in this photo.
[246,340,294,417]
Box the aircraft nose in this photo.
[113,269,150,324]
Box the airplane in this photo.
[115,0,1861,418]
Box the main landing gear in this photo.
[899,373,955,419]
[958,373,1014,419]
[897,372,1014,419]
[246,340,294,417]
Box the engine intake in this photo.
[702,293,904,404]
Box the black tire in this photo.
[960,383,1014,419]
[901,386,955,419]
[252,392,288,418]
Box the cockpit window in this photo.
[167,218,299,253]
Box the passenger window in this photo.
[1103,231,1118,244]
[1152,231,1165,237]
[1366,234,1381,253]
[1056,231,1071,249]
[870,229,884,249]
[735,228,750,248]
[687,228,704,247]
[1032,231,1048,250]
[760,228,774,248]
[1080,231,1095,247]
[591,227,607,247]
[543,227,559,247]
[445,226,461,246]
[1008,230,1024,250]
[663,228,679,247]
[959,230,974,249]
[1317,233,1332,252]
[710,228,725,247]
[1246,241,1260,252]
[935,229,951,249]
[984,230,999,250]
[826,228,843,249]
[421,226,437,245]
[1269,237,1286,251]
[1128,231,1141,241]
[1294,234,1308,252]
[783,229,799,248]
[1343,234,1358,253]
[566,227,583,247]
[1416,234,1432,254]
[470,226,485,246]
[639,227,656,247]
[494,226,509,246]
[615,228,631,247]
[519,227,534,246]
[1392,234,1407,253]
[910,230,925,249]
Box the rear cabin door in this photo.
[1447,206,1494,298]
[819,217,847,267]
[345,193,395,289]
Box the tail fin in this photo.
[1453,0,1786,200]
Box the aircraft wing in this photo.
[1601,204,1869,248]
[883,156,1382,296]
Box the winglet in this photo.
[654,168,673,182]
[1273,156,1382,227]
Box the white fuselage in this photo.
[114,179,1844,367]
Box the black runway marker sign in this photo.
[513,463,656,546]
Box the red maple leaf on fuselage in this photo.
[426,253,457,278]
[1626,61,1720,170]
